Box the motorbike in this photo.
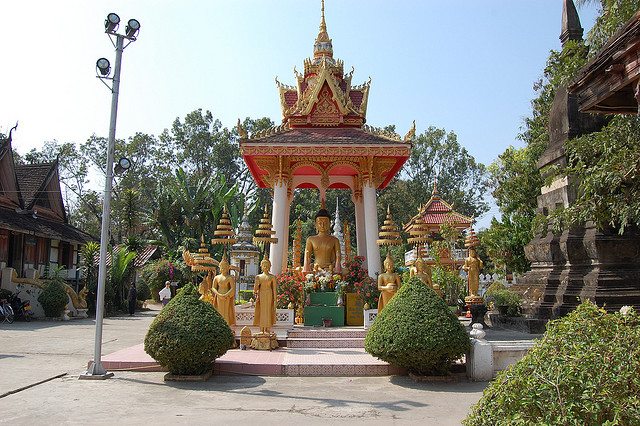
[0,298,14,323]
[9,293,33,322]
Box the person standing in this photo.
[159,281,172,306]
[127,283,137,316]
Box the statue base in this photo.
[464,295,484,318]
[76,309,88,319]
[250,332,279,350]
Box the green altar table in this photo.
[303,292,345,327]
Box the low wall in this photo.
[467,338,535,381]
[232,306,294,339]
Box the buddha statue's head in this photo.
[219,255,230,274]
[383,252,394,272]
[414,258,424,273]
[314,207,332,234]
[260,257,271,273]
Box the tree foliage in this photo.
[464,301,640,425]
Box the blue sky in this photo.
[0,1,598,227]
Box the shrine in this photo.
[239,0,412,277]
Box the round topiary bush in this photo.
[365,277,470,375]
[37,280,69,318]
[464,301,640,425]
[144,283,234,375]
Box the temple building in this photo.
[239,1,411,275]
[403,184,472,270]
[0,129,93,286]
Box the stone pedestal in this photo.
[250,332,279,350]
[515,224,640,319]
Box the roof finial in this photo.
[314,0,333,59]
[560,0,583,46]
[432,178,438,196]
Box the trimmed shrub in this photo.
[38,280,69,318]
[144,283,234,375]
[365,277,470,375]
[486,288,522,317]
[464,301,640,425]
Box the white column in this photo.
[353,194,366,257]
[280,193,292,272]
[269,181,289,274]
[362,182,381,276]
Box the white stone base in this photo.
[363,309,378,329]
[466,339,535,381]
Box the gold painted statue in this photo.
[377,253,401,312]
[303,206,342,274]
[253,257,278,333]
[412,258,432,288]
[198,271,215,304]
[212,256,236,326]
[463,247,483,297]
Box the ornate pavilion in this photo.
[403,184,472,270]
[239,2,412,276]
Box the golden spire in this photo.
[376,205,403,247]
[253,205,278,246]
[211,205,237,246]
[314,0,333,59]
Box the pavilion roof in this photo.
[403,187,473,232]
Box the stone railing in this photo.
[363,308,378,329]
[234,307,294,327]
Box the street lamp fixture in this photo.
[104,13,120,33]
[96,58,111,77]
[81,13,140,381]
[114,157,132,174]
[125,19,140,39]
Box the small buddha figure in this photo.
[198,271,215,305]
[212,257,236,326]
[303,206,342,274]
[463,247,483,297]
[253,257,277,334]
[413,258,432,288]
[377,253,402,312]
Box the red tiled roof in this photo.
[424,198,450,213]
[100,245,159,268]
[284,91,298,107]
[349,91,364,109]
[246,127,400,145]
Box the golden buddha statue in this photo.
[211,256,236,326]
[253,257,277,333]
[463,247,483,297]
[198,271,215,304]
[303,206,342,274]
[377,253,402,312]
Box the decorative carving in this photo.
[403,120,416,142]
[242,145,410,159]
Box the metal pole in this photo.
[82,34,123,379]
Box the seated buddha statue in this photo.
[211,256,236,326]
[377,253,402,312]
[303,205,342,274]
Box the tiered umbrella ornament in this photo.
[211,205,237,247]
[407,216,432,259]
[376,206,403,249]
[253,205,278,256]
[465,227,480,250]
[183,235,219,273]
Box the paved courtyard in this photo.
[0,308,487,424]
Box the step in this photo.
[287,337,365,348]
[287,329,367,339]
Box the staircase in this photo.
[286,328,366,348]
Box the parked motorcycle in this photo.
[9,293,33,322]
[0,298,14,323]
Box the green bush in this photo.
[144,283,234,375]
[38,280,69,318]
[141,259,184,302]
[365,277,470,375]
[238,289,253,302]
[464,301,640,425]
[486,288,522,316]
[136,281,151,301]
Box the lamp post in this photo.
[80,13,140,380]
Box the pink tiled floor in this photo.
[99,345,404,376]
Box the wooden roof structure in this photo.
[570,10,640,114]
[403,184,472,234]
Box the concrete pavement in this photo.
[0,306,488,424]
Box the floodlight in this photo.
[96,58,111,76]
[114,157,132,174]
[104,13,120,33]
[125,19,140,38]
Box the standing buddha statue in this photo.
[377,252,402,312]
[211,256,236,326]
[253,257,278,334]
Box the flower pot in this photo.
[322,318,332,327]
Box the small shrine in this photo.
[403,184,473,269]
[239,0,411,277]
[229,209,260,297]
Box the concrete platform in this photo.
[100,344,404,376]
